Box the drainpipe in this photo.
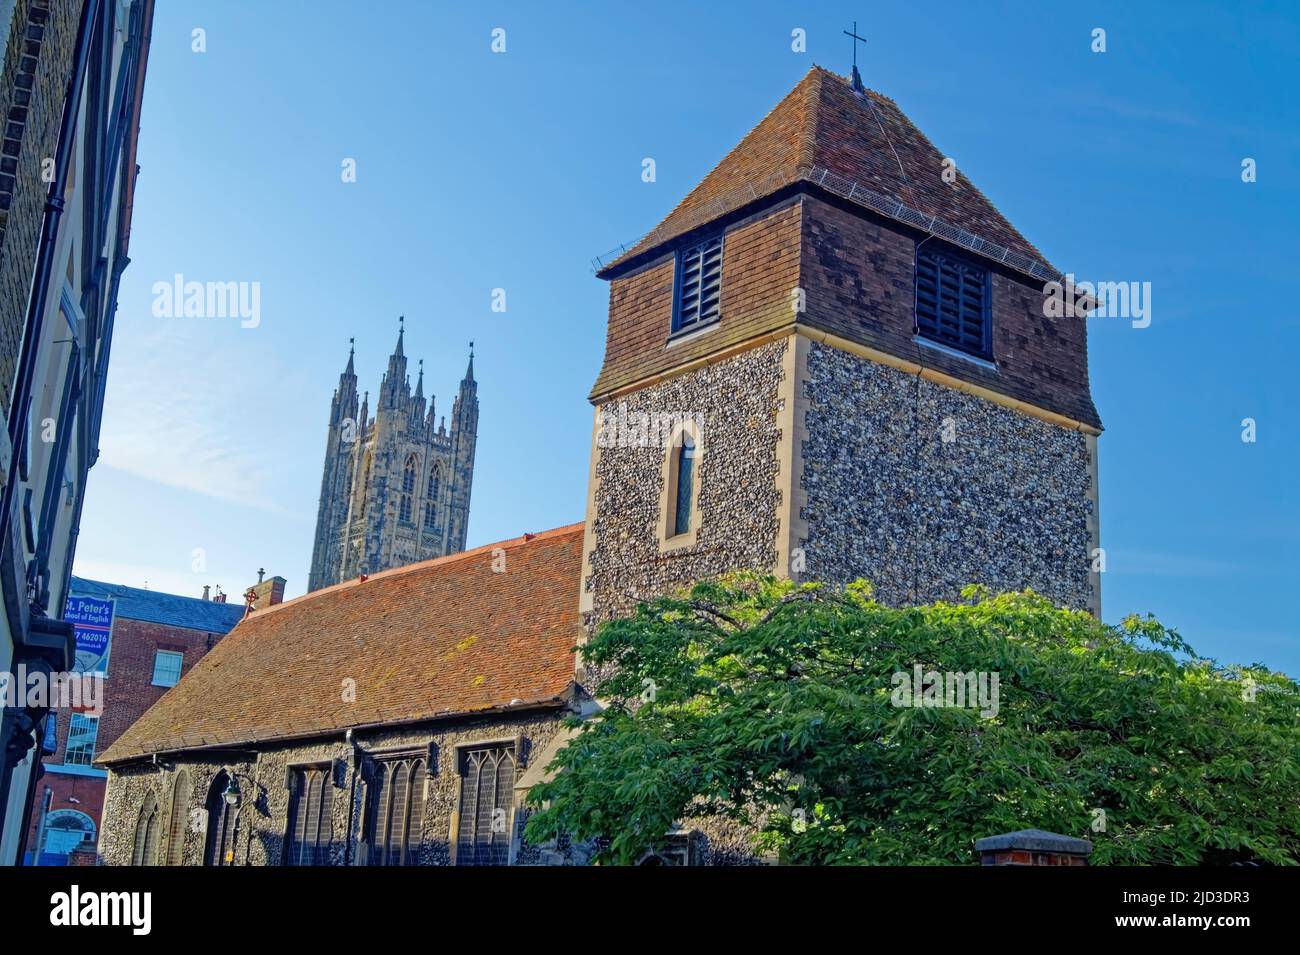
[343,728,359,866]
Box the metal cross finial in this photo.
[469,340,474,356]
[844,20,866,68]
[844,20,867,92]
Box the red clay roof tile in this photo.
[98,524,585,764]
[600,66,1051,276]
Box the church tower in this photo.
[308,321,479,592]
[579,66,1102,630]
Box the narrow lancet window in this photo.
[673,434,695,537]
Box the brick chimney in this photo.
[248,569,286,610]
[975,829,1092,866]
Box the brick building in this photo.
[23,576,249,863]
[97,66,1101,865]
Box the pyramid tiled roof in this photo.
[98,524,584,764]
[599,66,1055,280]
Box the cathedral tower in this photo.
[308,322,479,592]
[579,66,1102,629]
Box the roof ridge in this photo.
[70,575,226,605]
[624,66,823,258]
[245,521,585,620]
[806,64,897,104]
[796,65,826,174]
[596,66,1051,278]
[851,89,1053,268]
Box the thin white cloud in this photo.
[96,321,283,513]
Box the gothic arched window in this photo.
[165,770,190,866]
[424,464,441,531]
[399,455,417,523]
[454,746,515,866]
[659,422,702,547]
[131,793,159,865]
[204,771,238,866]
[365,756,426,865]
[285,765,335,866]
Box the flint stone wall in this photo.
[99,709,569,866]
[583,338,787,628]
[799,339,1094,609]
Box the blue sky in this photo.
[73,1,1300,672]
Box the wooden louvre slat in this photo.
[915,245,990,358]
[674,235,723,332]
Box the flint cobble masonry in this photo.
[583,338,788,629]
[798,339,1094,609]
[100,711,569,867]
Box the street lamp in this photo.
[222,773,241,808]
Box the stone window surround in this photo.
[283,760,338,866]
[118,730,541,867]
[656,415,704,554]
[131,791,159,865]
[636,827,697,866]
[163,769,190,866]
[357,742,435,865]
[203,769,241,866]
[446,734,526,866]
[913,334,999,373]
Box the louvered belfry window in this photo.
[366,757,427,865]
[914,243,992,359]
[455,745,515,866]
[672,235,723,333]
[285,765,334,866]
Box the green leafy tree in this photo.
[525,575,1300,865]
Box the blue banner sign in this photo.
[64,595,115,675]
